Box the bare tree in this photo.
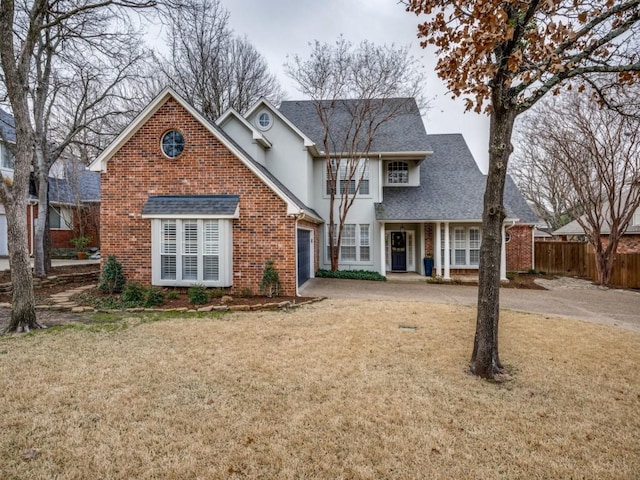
[406,0,640,378]
[521,85,640,285]
[157,0,283,119]
[510,115,577,232]
[29,19,153,278]
[285,37,427,270]
[0,0,156,333]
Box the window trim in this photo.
[151,217,233,287]
[48,205,72,230]
[325,223,372,265]
[255,110,273,131]
[442,225,482,268]
[387,161,409,185]
[160,130,185,159]
[324,158,371,198]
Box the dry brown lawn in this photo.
[1,299,639,479]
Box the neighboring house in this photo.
[0,108,100,256]
[90,87,537,295]
[553,206,640,253]
[0,108,17,256]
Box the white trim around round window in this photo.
[161,130,185,159]
[256,110,273,131]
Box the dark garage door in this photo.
[297,229,311,287]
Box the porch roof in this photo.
[374,134,538,223]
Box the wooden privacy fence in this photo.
[534,241,640,289]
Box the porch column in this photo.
[435,221,442,276]
[420,222,426,275]
[380,223,386,276]
[500,223,507,281]
[444,221,451,280]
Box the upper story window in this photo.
[0,142,14,170]
[161,130,185,159]
[387,161,409,184]
[256,111,273,131]
[326,158,369,196]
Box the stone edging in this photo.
[0,283,325,314]
[0,270,100,294]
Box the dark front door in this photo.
[391,231,407,271]
[297,229,311,287]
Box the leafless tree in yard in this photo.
[406,0,640,378]
[157,0,284,120]
[519,85,640,286]
[510,116,578,232]
[0,0,156,333]
[285,37,427,271]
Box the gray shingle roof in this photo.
[375,134,538,223]
[142,195,240,216]
[48,171,101,205]
[278,98,431,153]
[0,108,16,143]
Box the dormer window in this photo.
[388,161,409,184]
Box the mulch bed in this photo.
[0,264,313,309]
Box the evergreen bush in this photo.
[99,255,126,294]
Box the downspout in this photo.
[502,220,517,278]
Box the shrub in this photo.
[166,290,180,300]
[260,260,281,297]
[239,286,253,298]
[209,288,227,299]
[122,282,146,304]
[188,284,210,305]
[143,287,165,308]
[99,255,125,294]
[315,269,386,282]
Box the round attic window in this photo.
[256,111,272,131]
[161,130,185,158]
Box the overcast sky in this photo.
[169,0,492,171]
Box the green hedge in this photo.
[315,269,386,282]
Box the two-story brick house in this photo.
[90,87,537,295]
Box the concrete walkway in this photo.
[0,258,99,271]
[301,277,640,332]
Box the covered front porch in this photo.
[379,221,508,281]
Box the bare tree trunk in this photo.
[470,97,516,379]
[4,197,40,333]
[33,161,48,277]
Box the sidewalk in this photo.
[0,258,100,271]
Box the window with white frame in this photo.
[48,206,72,230]
[0,143,14,170]
[633,207,640,226]
[326,223,371,263]
[326,159,369,196]
[387,161,409,184]
[153,218,232,286]
[440,225,482,267]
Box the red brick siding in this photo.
[505,224,534,272]
[100,97,299,295]
[424,222,533,272]
[423,223,434,257]
[599,234,640,254]
[29,204,100,250]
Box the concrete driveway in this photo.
[301,278,640,332]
